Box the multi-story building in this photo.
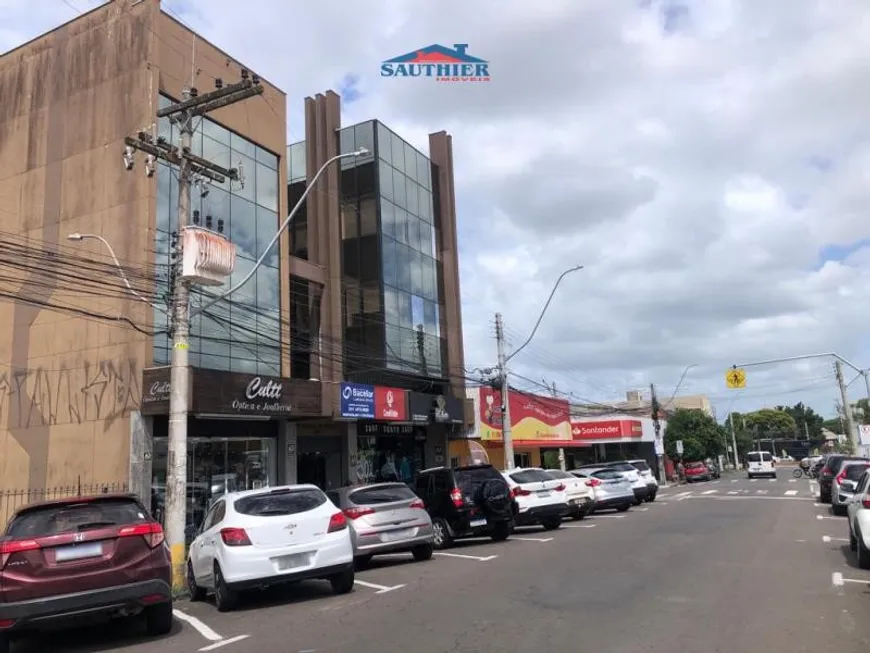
[0,0,471,530]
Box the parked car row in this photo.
[0,459,659,651]
[812,453,870,568]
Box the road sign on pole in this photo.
[676,440,684,455]
[725,367,746,389]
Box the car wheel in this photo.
[572,510,586,520]
[541,518,561,530]
[412,544,433,561]
[858,527,870,570]
[490,521,510,541]
[617,504,631,512]
[432,519,454,549]
[0,633,9,653]
[633,498,643,506]
[833,504,846,517]
[329,568,355,594]
[646,493,657,503]
[850,525,858,551]
[144,600,174,636]
[187,561,206,602]
[354,554,373,568]
[213,563,238,613]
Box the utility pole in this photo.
[729,413,739,470]
[495,313,514,470]
[543,380,567,471]
[124,73,264,591]
[835,360,858,452]
[650,384,666,484]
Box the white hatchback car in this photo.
[187,485,355,611]
[846,469,870,568]
[746,451,776,479]
[502,468,569,530]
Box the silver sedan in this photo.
[327,483,435,565]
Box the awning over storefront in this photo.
[483,440,591,449]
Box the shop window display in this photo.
[356,435,425,484]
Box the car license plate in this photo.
[380,527,416,543]
[537,490,551,497]
[55,542,102,562]
[469,518,487,528]
[275,552,312,571]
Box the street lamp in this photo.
[67,233,166,314]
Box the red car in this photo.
[684,462,710,482]
[0,494,173,653]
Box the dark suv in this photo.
[0,494,173,653]
[819,455,870,503]
[413,465,516,549]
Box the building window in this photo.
[154,93,281,376]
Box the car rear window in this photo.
[509,469,553,484]
[5,498,148,538]
[592,470,621,480]
[349,484,416,505]
[455,466,505,494]
[546,470,572,479]
[630,461,651,472]
[686,462,706,469]
[747,453,764,463]
[844,463,870,481]
[609,463,636,472]
[833,458,870,475]
[234,488,326,516]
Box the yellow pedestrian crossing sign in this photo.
[725,367,746,389]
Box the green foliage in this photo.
[775,402,824,438]
[743,408,797,436]
[664,408,728,461]
[822,418,844,434]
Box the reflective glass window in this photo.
[384,284,400,325]
[382,237,397,287]
[203,136,232,177]
[256,267,280,309]
[408,216,422,253]
[256,162,278,212]
[377,122,392,164]
[406,178,419,218]
[288,141,306,182]
[391,132,404,171]
[255,206,279,267]
[410,250,424,296]
[385,324,402,365]
[422,255,436,300]
[392,167,406,209]
[231,132,256,159]
[233,152,256,203]
[256,145,278,171]
[416,151,430,190]
[380,198,396,239]
[339,127,355,169]
[397,290,412,329]
[404,142,417,179]
[419,221,433,258]
[419,188,433,223]
[393,207,408,246]
[395,243,411,292]
[424,300,438,335]
[379,160,393,202]
[203,119,230,147]
[230,195,257,260]
[354,122,375,166]
[360,197,377,237]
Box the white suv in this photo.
[502,468,569,530]
[746,451,776,479]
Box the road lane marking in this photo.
[784,490,798,496]
[563,524,597,528]
[634,507,650,511]
[592,514,626,518]
[434,552,498,561]
[769,478,776,483]
[814,503,826,507]
[687,495,815,502]
[750,479,758,483]
[832,572,869,585]
[731,479,738,483]
[756,490,768,494]
[173,609,224,642]
[728,491,739,495]
[789,478,797,483]
[702,489,717,495]
[711,480,720,484]
[513,536,554,542]
[823,535,849,543]
[199,635,252,652]
[817,514,840,520]
[354,579,406,593]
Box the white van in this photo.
[746,451,776,479]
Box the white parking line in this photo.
[634,507,650,512]
[173,609,225,642]
[701,489,718,495]
[823,535,849,543]
[727,491,739,495]
[199,635,252,652]
[562,523,597,528]
[784,490,798,496]
[750,479,758,483]
[814,503,827,507]
[512,536,554,542]
[832,571,868,586]
[817,515,840,520]
[789,478,797,483]
[731,479,739,483]
[592,514,626,519]
[768,479,776,483]
[434,552,498,562]
[711,480,721,484]
[354,579,406,594]
[756,490,768,495]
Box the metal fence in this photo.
[0,479,129,531]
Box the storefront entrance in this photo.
[150,418,278,543]
[356,424,426,484]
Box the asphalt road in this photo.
[14,473,870,653]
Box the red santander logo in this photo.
[374,386,407,421]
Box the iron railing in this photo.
[0,478,129,530]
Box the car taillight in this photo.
[220,527,252,546]
[835,470,847,485]
[511,487,531,497]
[450,488,464,507]
[343,506,375,520]
[554,483,566,492]
[0,618,15,630]
[119,522,165,548]
[409,498,426,510]
[328,512,348,532]
[0,539,40,570]
[863,498,870,509]
[822,466,831,476]
[585,478,601,487]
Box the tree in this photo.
[775,402,824,439]
[743,408,797,436]
[822,418,844,435]
[664,409,727,461]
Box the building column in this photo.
[128,411,153,502]
[346,422,358,485]
[281,422,298,484]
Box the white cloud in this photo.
[5,0,870,421]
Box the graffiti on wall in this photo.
[0,358,141,430]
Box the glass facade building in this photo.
[154,94,282,376]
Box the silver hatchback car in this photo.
[327,483,435,565]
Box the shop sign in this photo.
[477,387,571,441]
[193,369,320,417]
[140,367,174,415]
[570,419,644,441]
[374,386,408,421]
[408,392,464,424]
[357,422,417,436]
[339,382,375,419]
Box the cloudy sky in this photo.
[3,0,870,421]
